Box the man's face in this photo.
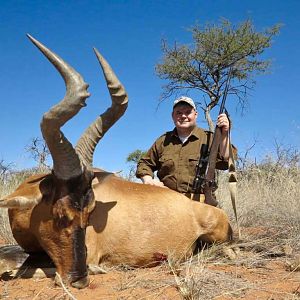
[172,104,198,131]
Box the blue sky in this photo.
[0,0,299,174]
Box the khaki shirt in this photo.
[136,127,230,194]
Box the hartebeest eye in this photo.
[86,189,96,213]
[74,187,95,211]
[84,188,94,204]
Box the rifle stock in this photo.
[203,126,222,205]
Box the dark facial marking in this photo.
[70,227,88,282]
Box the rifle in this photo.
[191,67,233,205]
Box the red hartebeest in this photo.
[0,35,232,289]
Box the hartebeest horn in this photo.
[27,34,90,179]
[75,48,128,167]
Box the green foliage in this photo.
[125,149,146,182]
[126,149,147,164]
[156,19,281,130]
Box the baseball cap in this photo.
[173,96,196,110]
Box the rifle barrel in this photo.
[219,67,233,114]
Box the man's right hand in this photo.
[141,175,166,188]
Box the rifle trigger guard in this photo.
[206,179,217,189]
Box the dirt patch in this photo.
[1,253,299,299]
[0,260,299,299]
[0,228,300,300]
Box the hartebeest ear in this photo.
[0,174,53,209]
[0,193,43,209]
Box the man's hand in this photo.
[217,113,230,159]
[217,113,230,134]
[141,175,166,188]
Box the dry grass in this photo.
[217,162,300,245]
[165,229,300,300]
[0,155,299,299]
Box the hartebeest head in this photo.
[4,35,128,288]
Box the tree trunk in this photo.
[204,107,214,132]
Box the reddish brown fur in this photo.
[6,172,95,284]
[3,169,232,281]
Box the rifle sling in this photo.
[228,132,241,239]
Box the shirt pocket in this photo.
[188,155,200,175]
[158,155,175,178]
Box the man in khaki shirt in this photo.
[136,96,232,205]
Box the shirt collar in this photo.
[171,126,205,140]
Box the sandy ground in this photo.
[0,234,299,300]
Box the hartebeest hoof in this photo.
[88,264,107,274]
[71,275,90,289]
[54,273,90,289]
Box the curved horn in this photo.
[27,34,90,179]
[75,48,128,167]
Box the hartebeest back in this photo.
[0,36,232,289]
